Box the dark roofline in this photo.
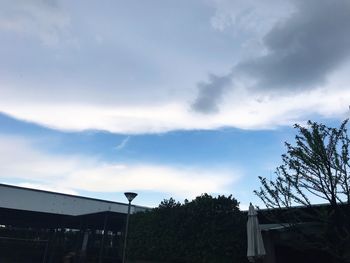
[0,183,149,209]
[256,202,350,212]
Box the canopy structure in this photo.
[0,183,149,262]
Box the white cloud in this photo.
[67,164,237,199]
[0,135,240,200]
[1,80,350,134]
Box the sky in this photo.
[1,0,350,208]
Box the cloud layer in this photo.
[0,0,72,46]
[237,0,350,91]
[1,0,350,133]
[0,135,239,202]
[2,79,350,133]
[193,0,350,115]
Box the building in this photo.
[257,204,350,263]
[0,183,148,262]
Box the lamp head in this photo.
[124,192,138,202]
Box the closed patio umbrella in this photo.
[247,203,266,262]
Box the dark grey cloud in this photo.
[191,73,232,113]
[193,0,350,113]
[237,0,350,90]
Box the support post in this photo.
[122,192,137,263]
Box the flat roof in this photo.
[0,183,148,216]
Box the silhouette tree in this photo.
[255,120,350,262]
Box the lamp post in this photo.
[122,192,137,263]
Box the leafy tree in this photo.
[127,194,248,263]
[158,197,181,209]
[255,120,350,262]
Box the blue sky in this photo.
[1,0,350,208]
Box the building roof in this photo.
[0,183,148,216]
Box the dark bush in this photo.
[127,194,248,263]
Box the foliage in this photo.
[127,194,248,263]
[255,120,350,262]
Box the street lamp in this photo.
[122,192,138,263]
